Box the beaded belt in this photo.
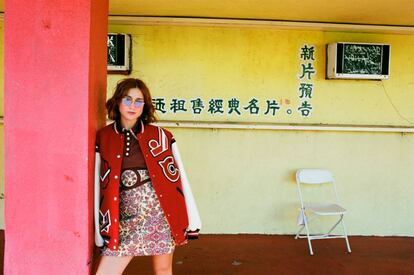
[120,168,150,190]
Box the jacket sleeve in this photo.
[171,140,202,238]
[94,139,104,247]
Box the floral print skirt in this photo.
[101,181,175,257]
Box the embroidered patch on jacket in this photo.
[99,210,111,233]
[158,156,180,182]
[148,127,168,157]
[100,158,111,189]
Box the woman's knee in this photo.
[152,253,173,275]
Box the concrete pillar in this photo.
[4,0,108,273]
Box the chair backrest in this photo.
[296,169,334,185]
[296,169,339,207]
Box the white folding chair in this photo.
[295,169,351,255]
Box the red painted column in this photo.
[4,1,108,274]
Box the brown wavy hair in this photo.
[106,78,157,124]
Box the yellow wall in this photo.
[171,128,414,235]
[0,22,413,235]
[108,25,414,126]
[107,24,414,236]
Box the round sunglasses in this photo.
[121,97,145,108]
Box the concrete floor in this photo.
[1,231,414,274]
[91,234,414,275]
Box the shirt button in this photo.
[114,239,117,243]
[126,147,130,151]
[126,142,130,146]
[126,132,130,136]
[114,175,118,179]
[114,218,118,222]
[114,197,117,201]
[125,152,130,156]
[127,137,130,141]
[116,155,121,158]
[113,246,116,249]
[159,194,163,198]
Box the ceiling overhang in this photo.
[0,1,413,28]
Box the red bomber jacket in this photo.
[94,121,201,251]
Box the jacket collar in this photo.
[113,119,145,136]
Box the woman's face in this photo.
[119,88,145,125]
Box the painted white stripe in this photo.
[107,15,414,35]
[1,117,411,133]
[155,121,414,133]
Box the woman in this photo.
[94,78,201,275]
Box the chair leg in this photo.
[295,224,305,239]
[341,215,352,253]
[302,211,314,255]
[326,215,343,236]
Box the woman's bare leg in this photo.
[95,255,133,275]
[152,253,174,275]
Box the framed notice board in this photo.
[107,33,131,74]
[327,42,390,80]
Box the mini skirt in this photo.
[101,177,175,257]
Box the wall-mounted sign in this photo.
[150,43,319,121]
[107,33,131,74]
[327,42,390,80]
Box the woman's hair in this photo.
[106,78,157,124]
